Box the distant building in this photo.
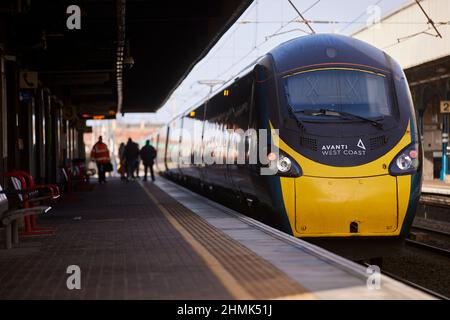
[84,119,163,174]
[353,0,450,181]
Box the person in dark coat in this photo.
[118,142,126,180]
[134,141,140,178]
[139,140,157,182]
[123,138,140,180]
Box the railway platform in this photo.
[422,180,450,196]
[0,177,434,300]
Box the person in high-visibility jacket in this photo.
[90,136,111,184]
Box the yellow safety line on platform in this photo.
[138,181,254,300]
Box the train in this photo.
[150,34,422,261]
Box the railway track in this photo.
[420,194,450,207]
[373,222,450,298]
[411,225,450,237]
[405,239,450,258]
[408,223,450,257]
[363,263,447,300]
[418,194,450,223]
[381,269,448,300]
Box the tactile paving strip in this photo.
[141,182,315,300]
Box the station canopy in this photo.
[1,0,252,117]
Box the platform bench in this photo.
[0,184,51,249]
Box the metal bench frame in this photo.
[60,165,94,193]
[2,171,59,235]
[0,185,52,249]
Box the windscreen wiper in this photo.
[286,105,306,132]
[295,108,383,129]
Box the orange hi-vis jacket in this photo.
[91,142,110,164]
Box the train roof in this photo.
[170,34,395,123]
[268,33,393,74]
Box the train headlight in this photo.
[389,143,420,176]
[277,155,292,173]
[268,151,302,177]
[396,154,413,170]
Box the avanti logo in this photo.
[357,139,366,150]
[321,141,367,157]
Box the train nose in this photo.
[294,175,399,236]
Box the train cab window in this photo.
[284,68,394,119]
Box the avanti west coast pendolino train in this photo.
[152,34,422,260]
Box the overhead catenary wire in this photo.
[195,1,258,72]
[167,2,259,111]
[265,28,311,41]
[169,0,448,116]
[215,0,319,80]
[261,0,319,40]
[414,0,442,38]
[287,0,316,34]
[379,0,445,50]
[239,19,450,26]
[381,25,443,50]
[338,0,384,33]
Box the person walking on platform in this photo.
[118,142,126,180]
[123,138,139,181]
[134,141,141,178]
[140,140,157,182]
[90,136,111,184]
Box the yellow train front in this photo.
[256,34,422,260]
[156,34,422,261]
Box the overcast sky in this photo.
[118,0,411,124]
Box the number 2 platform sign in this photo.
[441,101,450,113]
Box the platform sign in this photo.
[440,101,450,113]
[19,71,38,89]
[19,90,33,102]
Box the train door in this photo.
[203,96,228,189]
[155,126,168,172]
[179,113,190,177]
[153,133,160,172]
[166,117,183,176]
[180,110,204,180]
[227,74,255,198]
[198,102,208,185]
[188,103,206,183]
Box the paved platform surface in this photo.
[0,180,231,299]
[0,178,434,299]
